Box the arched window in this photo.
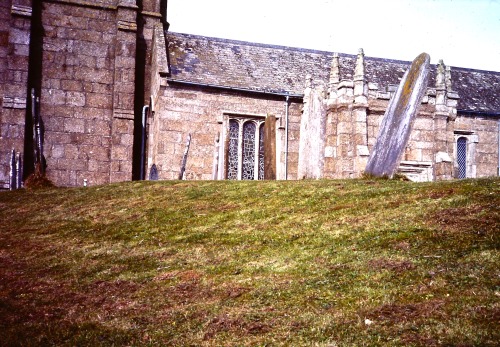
[457,137,467,179]
[227,119,239,180]
[242,121,256,180]
[226,118,265,180]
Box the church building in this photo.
[1,0,499,188]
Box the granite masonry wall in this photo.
[0,0,162,188]
[454,115,499,178]
[149,44,498,182]
[1,2,498,187]
[0,0,32,189]
[148,84,302,181]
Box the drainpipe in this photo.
[285,95,289,180]
[140,105,149,180]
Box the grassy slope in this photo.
[0,178,498,346]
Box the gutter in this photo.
[458,109,500,117]
[165,78,304,99]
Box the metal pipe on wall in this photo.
[284,95,289,180]
[140,105,149,180]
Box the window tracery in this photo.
[227,119,239,180]
[457,137,467,179]
[226,117,265,180]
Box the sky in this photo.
[168,0,500,72]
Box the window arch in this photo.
[457,137,467,179]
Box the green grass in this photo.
[0,178,499,346]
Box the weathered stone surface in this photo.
[365,53,431,177]
[297,79,326,179]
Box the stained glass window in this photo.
[457,137,467,179]
[226,117,265,180]
[242,121,256,180]
[258,123,265,180]
[227,119,239,180]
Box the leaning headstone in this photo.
[365,53,430,177]
[298,76,327,179]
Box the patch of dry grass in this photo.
[0,178,499,346]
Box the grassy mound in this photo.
[0,178,499,346]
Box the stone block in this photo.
[337,121,353,134]
[110,171,131,183]
[114,81,135,94]
[114,93,134,110]
[405,148,422,161]
[434,161,452,178]
[60,79,83,92]
[43,116,65,133]
[56,158,88,171]
[86,92,113,108]
[118,160,133,173]
[8,27,30,45]
[50,144,65,159]
[93,19,116,34]
[14,44,30,56]
[46,132,72,145]
[63,144,79,159]
[120,133,134,146]
[113,118,133,134]
[413,118,434,130]
[64,118,85,133]
[7,55,29,71]
[43,89,66,106]
[111,145,132,160]
[45,65,74,79]
[78,67,113,84]
[66,91,86,107]
[46,169,69,186]
[81,145,110,161]
[85,119,111,135]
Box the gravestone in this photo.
[149,164,158,180]
[365,53,431,177]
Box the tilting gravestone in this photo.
[365,53,431,178]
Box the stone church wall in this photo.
[148,84,302,180]
[0,0,162,188]
[40,1,120,186]
[0,0,32,189]
[454,114,499,178]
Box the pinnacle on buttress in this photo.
[445,65,452,91]
[305,74,313,89]
[329,52,340,86]
[354,48,365,80]
[436,59,446,90]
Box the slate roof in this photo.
[166,32,500,114]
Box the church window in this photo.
[227,120,239,180]
[454,131,477,179]
[226,117,265,180]
[457,137,467,179]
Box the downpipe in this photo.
[285,95,289,180]
[141,105,149,180]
